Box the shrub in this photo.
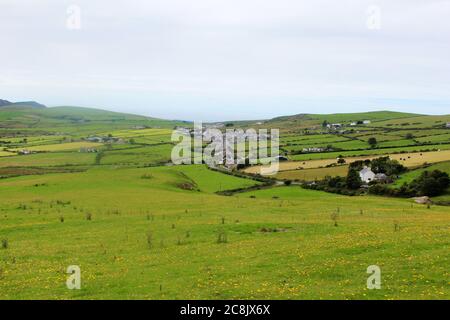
[1,239,8,249]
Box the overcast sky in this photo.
[1,0,449,121]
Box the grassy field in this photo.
[0,167,448,299]
[9,142,102,152]
[393,161,450,187]
[0,152,96,168]
[275,165,349,181]
[0,151,16,157]
[1,107,449,300]
[245,150,450,177]
[289,144,450,161]
[390,161,450,203]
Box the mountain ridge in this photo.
[0,99,46,109]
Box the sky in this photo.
[1,0,449,121]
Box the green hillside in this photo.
[0,105,188,133]
[272,111,421,123]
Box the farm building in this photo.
[359,167,375,183]
[363,120,371,124]
[374,173,388,182]
[446,122,450,128]
[327,123,342,129]
[86,136,103,143]
[18,149,33,155]
[302,147,326,153]
[79,147,98,153]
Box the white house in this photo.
[18,149,32,155]
[363,120,371,125]
[446,122,450,128]
[302,147,326,153]
[359,166,375,183]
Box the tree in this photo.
[346,168,362,189]
[406,170,450,197]
[337,157,346,164]
[349,160,370,172]
[370,156,406,175]
[322,120,329,128]
[419,177,441,197]
[405,133,414,139]
[368,137,378,148]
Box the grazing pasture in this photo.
[275,165,349,181]
[0,151,16,157]
[392,161,450,187]
[0,152,96,168]
[9,142,102,152]
[0,168,449,300]
[1,107,449,300]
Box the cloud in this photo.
[1,0,449,120]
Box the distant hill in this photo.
[9,101,47,109]
[0,99,46,109]
[269,111,422,123]
[0,104,187,131]
[1,98,447,132]
[224,110,428,129]
[0,99,13,107]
